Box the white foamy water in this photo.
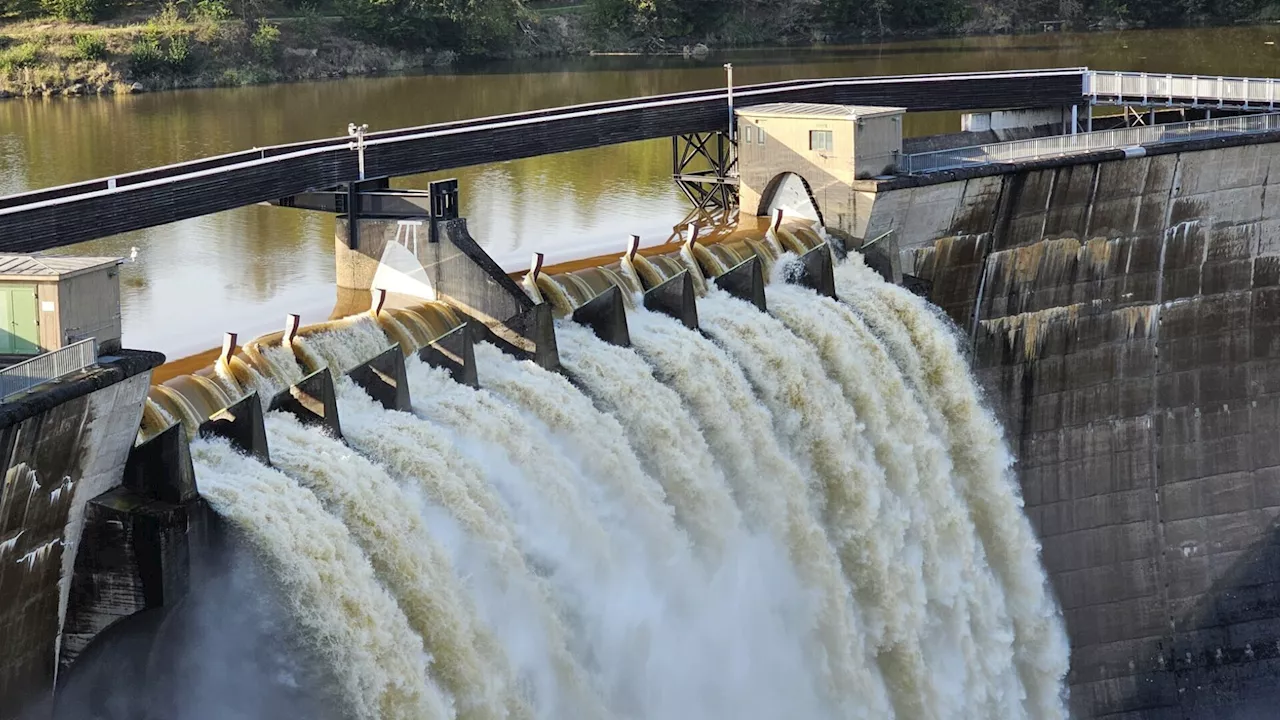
[470,342,688,567]
[768,280,1026,717]
[553,320,743,560]
[625,307,891,718]
[176,246,1067,720]
[190,437,454,720]
[834,257,1069,719]
[698,287,944,719]
[407,348,837,720]
[330,378,604,720]
[263,412,531,720]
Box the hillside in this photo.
[1,0,1278,96]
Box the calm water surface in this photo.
[4,26,1280,356]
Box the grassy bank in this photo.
[0,11,454,97]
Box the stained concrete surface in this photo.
[871,141,1280,718]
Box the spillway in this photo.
[59,220,1069,720]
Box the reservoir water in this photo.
[3,25,1279,356]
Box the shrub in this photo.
[165,33,192,71]
[294,3,324,45]
[70,33,107,61]
[192,0,231,21]
[250,20,279,62]
[41,0,113,21]
[337,0,521,52]
[0,43,39,72]
[129,36,166,76]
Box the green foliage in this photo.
[0,42,39,71]
[0,0,40,18]
[250,20,279,61]
[820,0,968,33]
[587,0,693,36]
[165,32,191,68]
[293,2,325,45]
[128,36,165,74]
[192,0,231,20]
[337,0,523,52]
[150,0,183,27]
[70,33,107,60]
[41,0,113,21]
[129,31,193,76]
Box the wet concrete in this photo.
[877,141,1280,718]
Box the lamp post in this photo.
[724,63,735,141]
[347,122,369,181]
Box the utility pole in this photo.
[725,63,735,141]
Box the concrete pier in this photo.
[0,351,164,720]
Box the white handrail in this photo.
[1086,70,1280,108]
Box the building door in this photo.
[0,286,41,355]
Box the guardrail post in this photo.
[1167,73,1173,106]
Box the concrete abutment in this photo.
[855,139,1280,718]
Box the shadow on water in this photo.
[49,526,348,720]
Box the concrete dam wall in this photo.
[0,352,164,718]
[863,140,1280,718]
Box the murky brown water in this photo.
[3,25,1280,356]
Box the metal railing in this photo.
[1086,70,1280,108]
[0,338,98,402]
[903,111,1280,175]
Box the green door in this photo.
[0,286,40,355]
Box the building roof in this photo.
[736,103,905,120]
[0,254,122,282]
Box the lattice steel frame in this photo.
[672,132,738,213]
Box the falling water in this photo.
[624,307,892,718]
[697,288,936,719]
[294,316,394,373]
[553,320,743,559]
[833,258,1070,719]
[407,346,837,720]
[329,378,604,720]
[470,342,687,565]
[191,437,453,720]
[262,412,532,720]
[768,281,1025,717]
[174,244,1068,720]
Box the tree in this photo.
[339,0,523,52]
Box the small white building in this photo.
[735,103,906,229]
[0,255,122,359]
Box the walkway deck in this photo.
[7,67,1280,250]
[903,112,1280,174]
[0,69,1086,251]
[1086,71,1280,109]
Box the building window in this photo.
[810,130,833,152]
[744,125,754,143]
[758,128,765,145]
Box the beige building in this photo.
[736,103,904,236]
[0,255,123,359]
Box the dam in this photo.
[5,51,1280,719]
